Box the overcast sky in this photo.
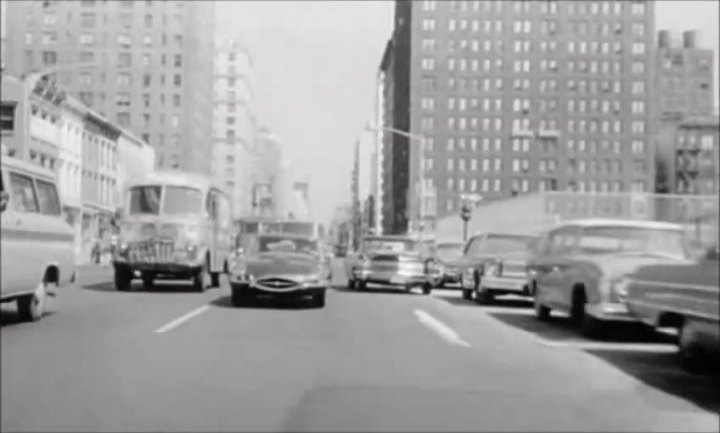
[216,0,719,225]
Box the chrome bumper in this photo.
[585,302,638,322]
[353,269,430,286]
[480,275,528,293]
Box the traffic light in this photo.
[460,205,471,222]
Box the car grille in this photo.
[129,239,175,262]
[255,278,299,290]
[499,261,527,277]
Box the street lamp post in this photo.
[365,123,427,241]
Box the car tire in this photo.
[533,293,551,321]
[114,266,133,291]
[348,277,356,290]
[210,272,221,288]
[678,320,711,374]
[313,292,326,308]
[357,281,367,291]
[231,289,252,307]
[475,286,495,305]
[422,283,433,295]
[142,273,155,291]
[573,293,604,339]
[193,261,210,293]
[17,281,50,322]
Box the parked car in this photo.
[347,235,435,294]
[433,241,465,288]
[229,233,330,307]
[476,242,538,304]
[528,219,694,338]
[459,232,537,301]
[0,155,75,322]
[624,245,719,373]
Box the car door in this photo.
[536,227,575,308]
[34,177,75,286]
[549,226,581,311]
[1,170,43,297]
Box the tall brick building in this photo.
[4,0,215,173]
[378,0,656,235]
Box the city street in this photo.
[2,260,718,432]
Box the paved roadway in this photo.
[2,260,718,432]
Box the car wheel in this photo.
[572,292,604,339]
[678,320,710,374]
[475,286,495,305]
[17,281,50,322]
[142,273,155,291]
[422,283,433,295]
[533,291,551,321]
[231,289,253,307]
[210,272,221,288]
[313,292,326,308]
[114,266,133,291]
[357,281,367,291]
[462,288,473,300]
[348,277,356,290]
[193,261,210,292]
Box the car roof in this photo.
[553,218,684,231]
[1,155,56,182]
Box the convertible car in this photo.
[228,233,331,308]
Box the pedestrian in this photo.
[91,237,101,264]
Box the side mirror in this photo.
[0,191,8,213]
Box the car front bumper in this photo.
[479,275,530,294]
[353,269,430,286]
[585,302,638,323]
[230,282,325,298]
[113,258,204,276]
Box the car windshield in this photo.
[363,238,417,253]
[436,243,464,261]
[577,226,688,259]
[257,236,318,255]
[476,235,534,254]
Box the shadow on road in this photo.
[1,310,55,328]
[585,349,720,413]
[82,280,220,294]
[435,294,533,308]
[210,295,321,310]
[332,285,421,296]
[487,311,674,344]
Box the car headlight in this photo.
[613,276,631,302]
[485,263,498,276]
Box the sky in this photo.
[216,0,720,225]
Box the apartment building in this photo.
[655,30,715,118]
[379,0,655,235]
[4,0,215,173]
[212,36,257,219]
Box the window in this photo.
[117,73,131,86]
[36,180,61,215]
[9,173,39,213]
[42,51,58,65]
[144,14,153,27]
[80,12,96,27]
[118,52,132,67]
[116,93,130,107]
[117,34,132,47]
[0,102,17,134]
[173,94,181,107]
[631,1,646,15]
[174,74,182,87]
[143,35,152,46]
[632,42,645,55]
[117,113,130,127]
[173,54,182,67]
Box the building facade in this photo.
[656,114,719,196]
[655,30,715,118]
[4,0,215,173]
[380,0,656,235]
[57,96,85,257]
[212,36,257,219]
[252,127,284,217]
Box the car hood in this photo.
[240,252,322,278]
[575,252,693,278]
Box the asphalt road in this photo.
[2,260,718,432]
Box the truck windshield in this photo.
[128,185,204,216]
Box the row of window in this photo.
[436,136,647,157]
[438,156,641,175]
[421,76,648,96]
[423,0,647,17]
[421,115,646,135]
[435,177,647,199]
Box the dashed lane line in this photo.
[413,309,472,348]
[154,305,210,334]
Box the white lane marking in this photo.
[414,309,471,348]
[154,305,210,334]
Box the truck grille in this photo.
[129,239,175,263]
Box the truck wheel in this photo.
[17,281,50,322]
[193,262,210,292]
[142,273,155,291]
[114,266,133,291]
[210,272,221,288]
